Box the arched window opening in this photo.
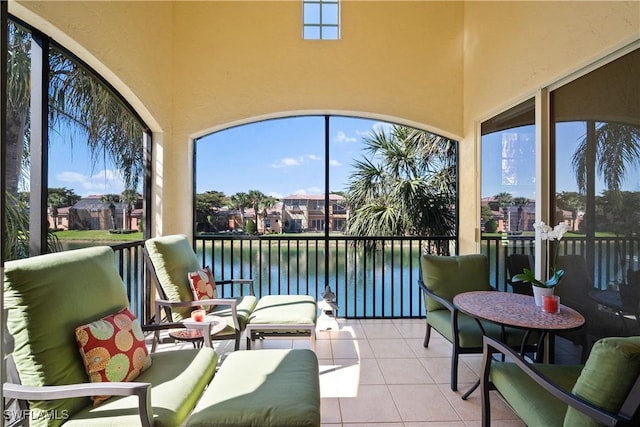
[194,115,459,317]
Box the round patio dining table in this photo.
[452,290,585,400]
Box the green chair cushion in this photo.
[4,246,130,426]
[145,234,201,320]
[248,295,318,325]
[187,349,320,427]
[564,336,640,427]
[421,254,492,312]
[65,348,218,427]
[427,309,537,349]
[210,295,259,334]
[491,362,583,427]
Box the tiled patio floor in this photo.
[158,318,556,426]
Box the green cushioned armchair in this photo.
[3,246,219,427]
[481,335,640,426]
[144,234,258,351]
[418,254,538,391]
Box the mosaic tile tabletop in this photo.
[454,291,585,331]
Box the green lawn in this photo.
[54,230,143,241]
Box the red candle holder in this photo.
[191,309,206,322]
[542,295,560,314]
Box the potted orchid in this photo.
[512,221,569,305]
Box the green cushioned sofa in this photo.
[480,335,640,427]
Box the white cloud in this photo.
[292,186,323,196]
[267,191,284,199]
[334,130,357,143]
[56,169,125,196]
[329,159,342,167]
[57,171,88,184]
[372,122,394,135]
[271,156,304,168]
[307,154,321,161]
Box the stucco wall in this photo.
[168,0,465,235]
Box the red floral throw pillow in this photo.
[75,307,152,405]
[188,266,217,311]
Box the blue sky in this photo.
[48,142,130,197]
[195,116,391,198]
[47,117,639,201]
[482,121,640,200]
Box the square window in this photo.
[304,0,340,40]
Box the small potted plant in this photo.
[512,221,569,305]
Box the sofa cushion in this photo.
[187,349,320,427]
[4,246,131,427]
[420,255,492,312]
[491,362,583,427]
[564,336,640,426]
[64,348,218,427]
[145,234,201,320]
[75,307,152,405]
[188,266,217,311]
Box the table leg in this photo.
[461,380,480,400]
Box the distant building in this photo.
[282,194,348,233]
[52,195,142,231]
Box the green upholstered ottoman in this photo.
[246,295,318,350]
[186,349,320,427]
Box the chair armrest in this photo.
[3,382,153,427]
[481,336,632,426]
[155,298,236,309]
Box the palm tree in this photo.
[229,192,251,230]
[120,189,139,230]
[495,192,514,233]
[572,123,640,195]
[247,190,267,230]
[100,194,120,230]
[556,191,584,231]
[571,121,640,268]
[344,125,456,247]
[513,197,529,231]
[47,193,64,229]
[258,195,277,232]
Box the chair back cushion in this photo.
[564,336,640,426]
[145,234,201,320]
[420,254,491,312]
[4,246,130,425]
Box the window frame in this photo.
[303,0,340,40]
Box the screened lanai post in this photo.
[1,0,8,414]
[28,31,50,256]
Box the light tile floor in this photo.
[158,318,547,426]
